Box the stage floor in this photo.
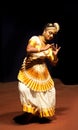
[0,79,78,130]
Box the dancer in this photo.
[17,22,61,123]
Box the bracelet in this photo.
[38,47,40,52]
[54,56,58,63]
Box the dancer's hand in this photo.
[52,44,61,55]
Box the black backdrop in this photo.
[1,2,78,84]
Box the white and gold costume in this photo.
[17,36,57,118]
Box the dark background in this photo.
[0,2,78,84]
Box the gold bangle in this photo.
[38,48,40,52]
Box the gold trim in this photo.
[23,104,55,117]
[17,70,54,92]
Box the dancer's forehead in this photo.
[45,27,56,33]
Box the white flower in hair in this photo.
[54,23,60,32]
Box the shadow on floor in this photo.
[13,112,56,125]
[13,106,69,125]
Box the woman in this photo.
[17,22,61,123]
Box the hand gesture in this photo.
[44,44,52,50]
[52,44,61,55]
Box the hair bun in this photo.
[53,23,60,32]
